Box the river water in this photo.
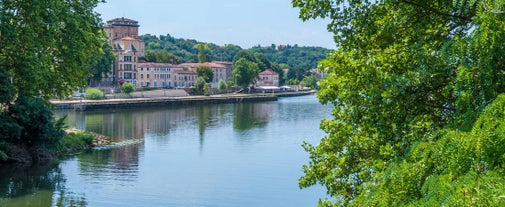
[0,95,332,207]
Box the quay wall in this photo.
[53,95,278,111]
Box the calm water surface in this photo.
[0,95,332,207]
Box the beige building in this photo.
[256,69,279,87]
[138,63,177,88]
[178,62,232,87]
[173,70,198,88]
[104,17,145,87]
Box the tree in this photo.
[193,77,207,95]
[194,43,209,63]
[217,79,227,91]
[89,42,115,86]
[254,53,271,71]
[293,0,505,206]
[121,82,134,96]
[232,58,259,91]
[0,0,104,160]
[196,66,214,83]
[232,50,256,63]
[300,75,318,90]
[144,50,180,63]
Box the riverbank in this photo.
[1,129,112,165]
[52,90,314,111]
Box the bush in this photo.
[121,82,134,96]
[85,88,104,100]
[58,132,94,152]
[218,79,227,90]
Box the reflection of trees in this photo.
[77,145,139,182]
[0,162,86,206]
[233,103,273,131]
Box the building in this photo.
[173,70,198,88]
[256,69,279,87]
[137,62,177,88]
[178,62,232,87]
[104,17,145,87]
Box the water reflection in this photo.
[77,146,139,182]
[57,102,276,144]
[233,103,273,132]
[0,162,86,207]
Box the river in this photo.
[0,95,332,207]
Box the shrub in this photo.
[85,88,104,100]
[59,132,94,151]
[218,79,227,90]
[121,82,134,96]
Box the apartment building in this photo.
[178,62,232,87]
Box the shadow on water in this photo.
[0,162,86,207]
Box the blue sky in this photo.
[95,0,335,49]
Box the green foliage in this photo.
[203,84,210,96]
[218,79,228,90]
[249,44,329,73]
[196,66,214,83]
[293,0,505,205]
[300,75,318,90]
[0,0,104,99]
[120,82,134,96]
[233,50,256,63]
[89,42,115,85]
[141,34,328,77]
[193,77,207,95]
[142,34,242,62]
[144,50,181,64]
[85,88,104,100]
[59,132,94,152]
[232,58,260,90]
[194,43,210,63]
[2,96,66,149]
[286,78,299,85]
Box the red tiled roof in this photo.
[138,62,176,68]
[177,62,225,69]
[118,36,143,42]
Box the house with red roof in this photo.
[256,69,279,87]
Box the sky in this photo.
[94,0,336,49]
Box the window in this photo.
[120,64,122,70]
[125,64,132,71]
[124,56,132,62]
[147,74,150,79]
[141,74,144,79]
[124,73,132,79]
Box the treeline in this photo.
[140,33,330,72]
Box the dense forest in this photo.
[140,34,330,70]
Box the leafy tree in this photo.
[144,50,180,63]
[194,43,210,63]
[300,75,318,90]
[232,50,256,63]
[218,79,227,91]
[254,53,271,71]
[0,0,104,161]
[193,77,207,95]
[196,66,214,83]
[1,0,103,100]
[232,58,259,91]
[88,42,115,86]
[293,0,505,206]
[121,82,134,96]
